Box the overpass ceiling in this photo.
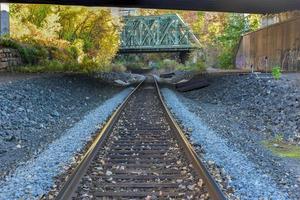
[1,0,300,14]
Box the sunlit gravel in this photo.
[161,88,289,200]
[0,88,132,199]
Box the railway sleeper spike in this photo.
[56,77,226,200]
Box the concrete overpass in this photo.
[0,0,300,14]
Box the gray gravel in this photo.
[0,72,41,85]
[93,72,145,85]
[0,74,123,178]
[176,74,300,199]
[162,88,290,200]
[0,87,132,199]
[183,74,300,141]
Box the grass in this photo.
[12,63,80,73]
[10,60,127,74]
[262,138,300,159]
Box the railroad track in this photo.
[56,77,226,200]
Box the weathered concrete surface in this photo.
[235,16,300,72]
[0,4,9,36]
[2,0,300,14]
[261,10,300,28]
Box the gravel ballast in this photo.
[175,74,300,199]
[183,74,300,141]
[162,88,290,199]
[0,86,132,199]
[0,74,124,177]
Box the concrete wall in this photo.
[261,10,300,28]
[235,16,300,72]
[0,48,23,69]
[0,3,9,36]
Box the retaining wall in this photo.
[235,16,300,72]
[0,47,22,69]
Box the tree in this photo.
[9,4,121,68]
[137,9,262,69]
[217,13,261,68]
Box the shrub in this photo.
[110,62,127,72]
[0,38,20,49]
[67,46,79,60]
[190,60,206,72]
[161,59,207,72]
[20,45,49,64]
[14,60,94,73]
[62,61,83,72]
[156,59,184,71]
[0,38,52,65]
[80,57,101,73]
[218,51,234,69]
[272,66,281,80]
[125,62,145,69]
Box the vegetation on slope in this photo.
[2,5,262,71]
[140,10,261,69]
[5,4,121,72]
[263,134,300,159]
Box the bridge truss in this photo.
[119,14,200,54]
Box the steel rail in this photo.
[153,77,227,200]
[55,80,144,200]
[55,76,226,200]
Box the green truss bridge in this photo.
[119,14,200,54]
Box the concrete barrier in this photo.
[235,16,300,72]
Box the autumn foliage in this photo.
[9,4,121,72]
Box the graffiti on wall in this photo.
[235,55,249,69]
[281,39,300,71]
[236,37,300,72]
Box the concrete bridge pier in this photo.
[0,3,9,36]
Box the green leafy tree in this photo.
[9,4,121,70]
[216,14,261,68]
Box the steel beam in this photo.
[120,14,199,54]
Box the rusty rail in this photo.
[55,81,144,200]
[154,77,226,200]
[55,77,226,199]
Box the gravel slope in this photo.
[183,74,300,141]
[161,73,300,199]
[0,87,132,199]
[162,88,289,200]
[0,74,123,178]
